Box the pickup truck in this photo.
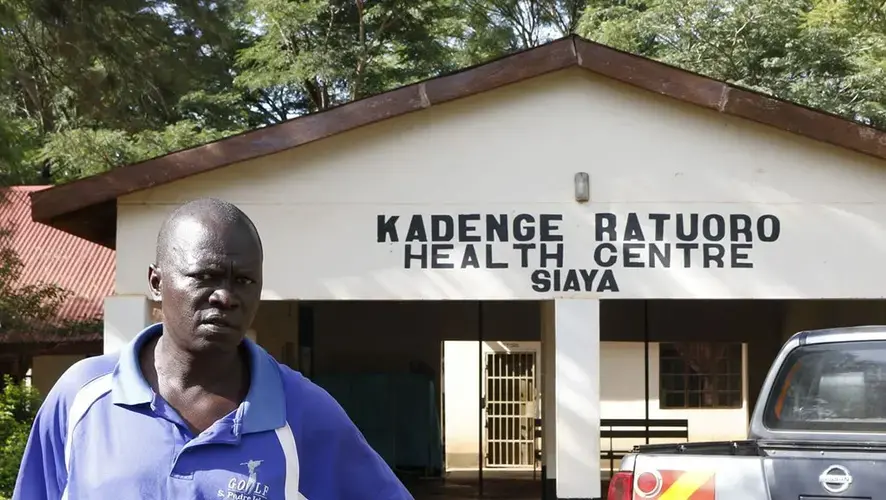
[608,325,886,500]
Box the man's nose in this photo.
[208,286,240,309]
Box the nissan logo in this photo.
[819,464,852,494]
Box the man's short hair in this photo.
[155,198,263,266]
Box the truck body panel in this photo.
[612,327,886,500]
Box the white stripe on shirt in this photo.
[61,373,113,500]
[274,422,308,500]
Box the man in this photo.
[14,198,413,499]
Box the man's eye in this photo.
[194,273,214,281]
[237,277,255,285]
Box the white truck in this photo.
[609,326,886,500]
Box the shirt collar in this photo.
[110,322,286,434]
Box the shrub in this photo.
[0,376,41,498]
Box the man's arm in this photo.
[332,416,414,499]
[295,378,414,500]
[12,381,69,500]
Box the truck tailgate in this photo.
[629,446,886,499]
[630,453,769,499]
[762,445,886,499]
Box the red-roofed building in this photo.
[0,186,113,395]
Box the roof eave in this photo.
[29,35,886,248]
[29,37,579,247]
[572,40,886,159]
[33,201,117,249]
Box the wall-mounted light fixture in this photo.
[574,172,590,203]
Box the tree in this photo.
[4,0,886,185]
[454,0,588,65]
[36,121,239,184]
[576,0,886,129]
[234,0,467,117]
[0,0,253,182]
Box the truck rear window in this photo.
[765,340,886,432]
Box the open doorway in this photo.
[442,340,541,472]
[484,343,540,469]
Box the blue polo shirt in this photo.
[13,323,414,500]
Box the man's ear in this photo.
[148,264,162,301]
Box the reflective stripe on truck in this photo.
[632,470,715,500]
[610,453,771,500]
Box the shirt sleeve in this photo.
[296,378,415,500]
[12,383,69,500]
[334,418,415,500]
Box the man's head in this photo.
[148,198,263,352]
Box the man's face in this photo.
[148,215,263,351]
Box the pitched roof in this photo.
[30,35,886,248]
[1,186,114,343]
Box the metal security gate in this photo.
[484,351,538,468]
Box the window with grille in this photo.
[659,342,743,409]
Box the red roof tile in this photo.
[1,186,114,343]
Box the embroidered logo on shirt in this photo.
[217,459,270,499]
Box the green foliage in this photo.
[0,113,43,185]
[38,120,242,183]
[577,0,886,129]
[0,376,41,498]
[2,0,886,183]
[235,0,465,115]
[453,0,587,65]
[0,0,251,183]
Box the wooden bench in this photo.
[600,419,689,474]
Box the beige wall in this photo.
[113,69,886,301]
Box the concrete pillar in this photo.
[103,295,152,354]
[540,301,557,498]
[555,299,601,499]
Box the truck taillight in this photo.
[607,471,633,500]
